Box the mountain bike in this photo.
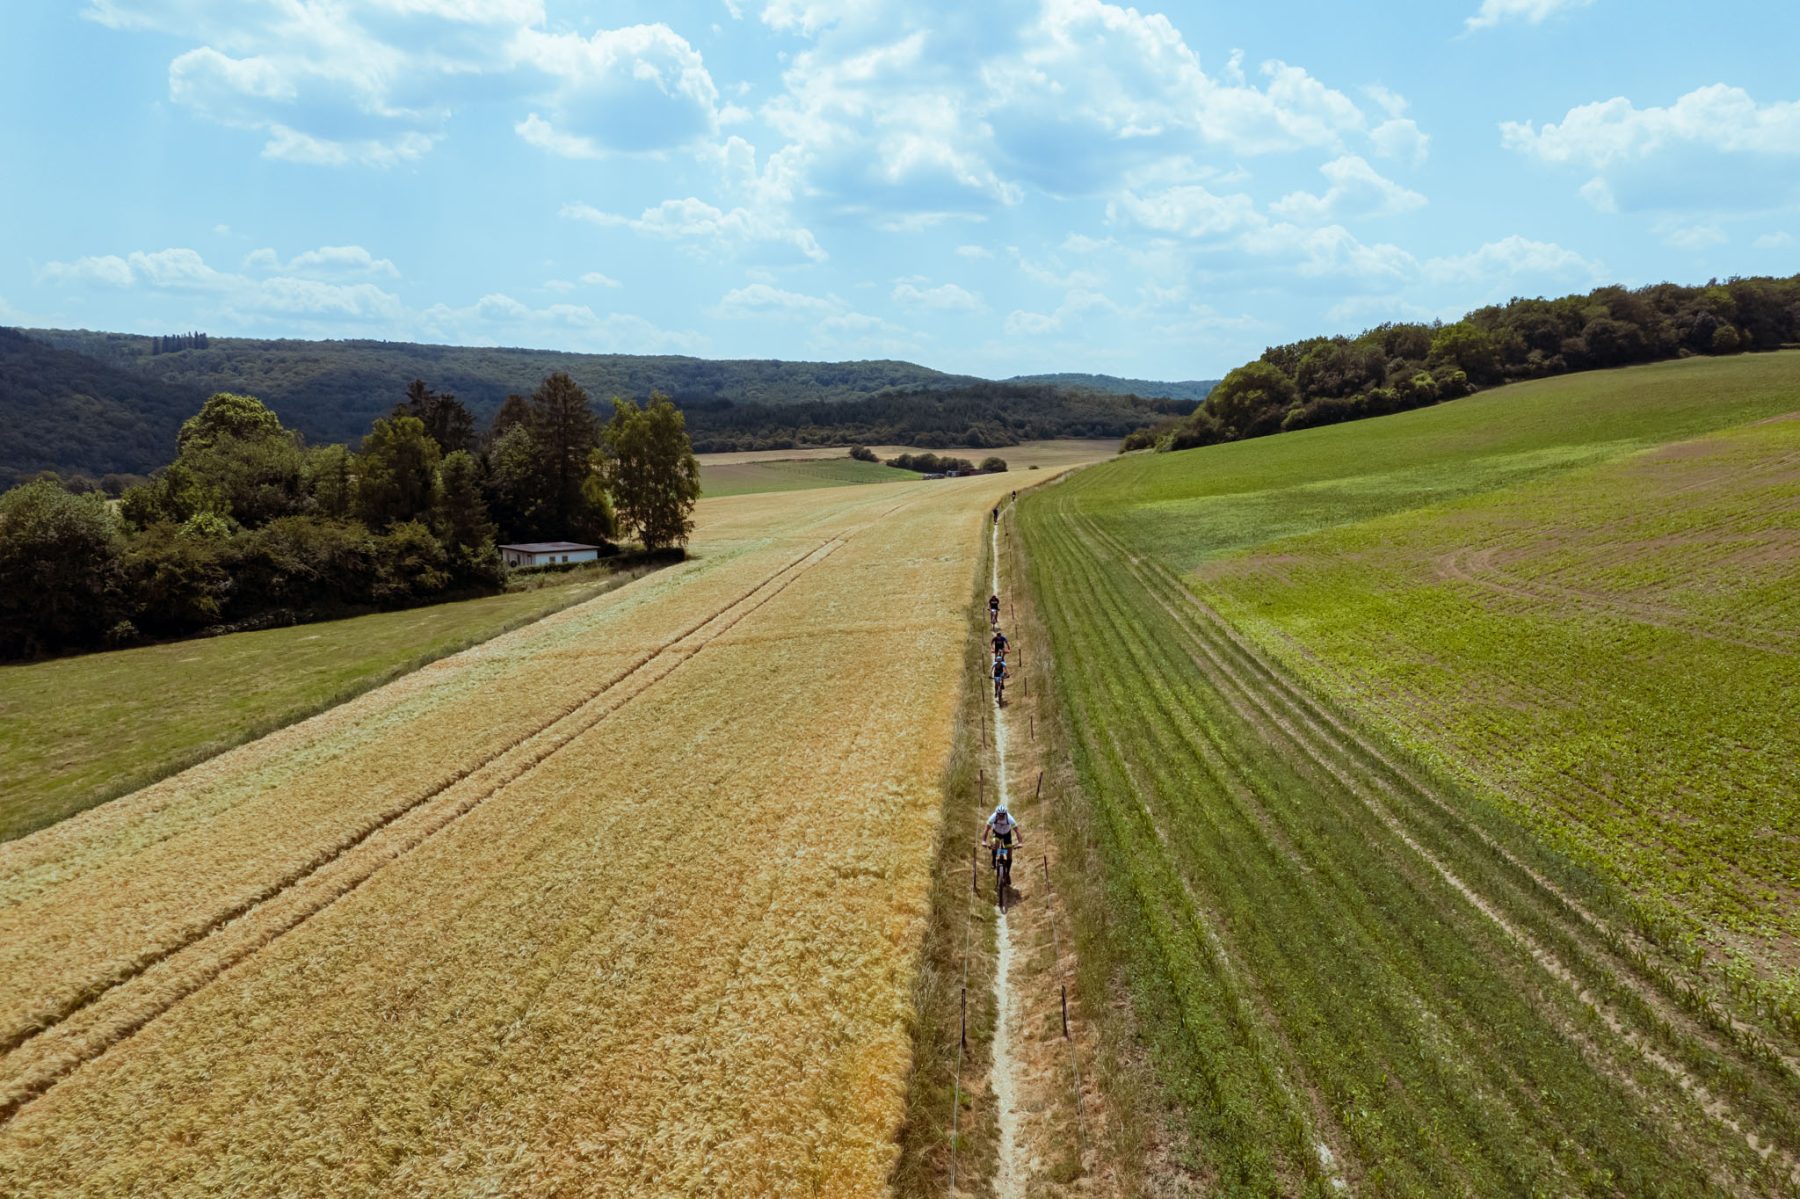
[992,840,1014,912]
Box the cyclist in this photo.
[988,594,1000,626]
[991,628,1009,660]
[992,654,1009,702]
[983,802,1021,866]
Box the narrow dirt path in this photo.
[990,513,1028,1199]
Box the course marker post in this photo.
[1035,771,1043,799]
[1062,984,1070,1039]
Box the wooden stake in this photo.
[1061,984,1070,1039]
[1035,771,1044,799]
[961,985,968,1049]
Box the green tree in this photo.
[1429,322,1503,384]
[356,415,440,530]
[482,422,541,541]
[305,443,354,518]
[177,392,284,453]
[397,379,476,455]
[529,372,601,537]
[433,450,503,584]
[0,479,123,657]
[601,391,699,551]
[1204,362,1300,437]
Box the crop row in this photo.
[1016,481,1798,1195]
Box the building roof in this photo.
[497,542,602,553]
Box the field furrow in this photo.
[0,474,1028,1196]
[1018,474,1798,1194]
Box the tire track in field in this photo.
[1150,526,1800,1087]
[0,535,854,1122]
[1075,512,1800,1183]
[0,484,951,1122]
[1435,543,1795,655]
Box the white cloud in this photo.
[1753,231,1794,249]
[38,254,136,288]
[1655,221,1726,251]
[1503,84,1800,169]
[891,280,982,311]
[1270,155,1426,224]
[563,197,826,264]
[713,283,838,318]
[1370,118,1429,166]
[580,271,623,288]
[39,244,407,320]
[417,293,701,353]
[1502,84,1800,213]
[1421,234,1603,284]
[244,245,400,278]
[955,244,994,259]
[1465,0,1594,31]
[511,24,722,154]
[1003,288,1120,337]
[1108,185,1261,238]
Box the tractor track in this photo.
[0,530,865,1123]
[1073,510,1800,1183]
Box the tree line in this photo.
[1128,274,1800,452]
[0,373,699,660]
[684,380,1195,452]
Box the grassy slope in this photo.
[0,568,648,842]
[1017,352,1800,1192]
[700,456,920,497]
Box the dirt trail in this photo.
[990,516,1027,1199]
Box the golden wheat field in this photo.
[0,471,1036,1197]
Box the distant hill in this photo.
[22,329,986,449]
[1005,372,1217,402]
[2,329,1201,482]
[0,328,207,486]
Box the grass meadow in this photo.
[1016,352,1800,1192]
[0,565,655,843]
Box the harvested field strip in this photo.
[0,531,845,1066]
[0,536,851,1117]
[1019,480,1795,1194]
[0,472,1031,1196]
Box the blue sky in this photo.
[3,0,1797,380]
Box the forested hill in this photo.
[0,328,209,485]
[2,328,1202,483]
[21,329,986,446]
[1006,372,1217,402]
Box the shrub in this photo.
[978,456,1008,473]
[849,445,877,462]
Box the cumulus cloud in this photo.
[37,238,698,351]
[1502,84,1800,168]
[709,281,916,355]
[1420,234,1604,285]
[1465,0,1594,31]
[562,197,826,264]
[39,244,406,320]
[891,279,982,311]
[244,245,400,278]
[1270,155,1427,224]
[511,24,722,155]
[1502,84,1800,212]
[713,282,837,318]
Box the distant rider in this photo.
[988,594,1001,626]
[991,628,1009,659]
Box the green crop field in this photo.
[1015,352,1800,1193]
[699,455,919,497]
[0,566,652,843]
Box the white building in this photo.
[498,541,602,568]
